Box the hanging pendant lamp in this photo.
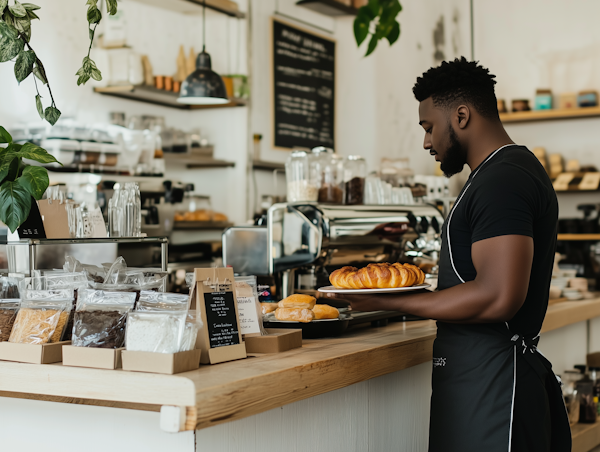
[177,1,228,105]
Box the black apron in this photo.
[429,151,571,452]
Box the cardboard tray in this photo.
[0,341,71,364]
[62,345,124,370]
[121,349,201,374]
[244,328,302,354]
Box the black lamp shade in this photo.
[177,51,229,105]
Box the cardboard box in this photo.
[0,341,71,364]
[62,345,124,370]
[121,349,201,374]
[587,352,600,369]
[244,329,302,354]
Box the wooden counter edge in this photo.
[541,299,600,334]
[190,334,435,431]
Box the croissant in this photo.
[329,263,425,289]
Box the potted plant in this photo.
[0,0,117,232]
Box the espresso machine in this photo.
[223,203,444,319]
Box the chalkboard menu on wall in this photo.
[272,18,335,150]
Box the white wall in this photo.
[474,0,600,218]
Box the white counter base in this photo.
[0,362,432,452]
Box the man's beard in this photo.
[440,125,468,178]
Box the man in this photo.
[328,58,571,451]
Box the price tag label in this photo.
[579,173,600,191]
[553,173,575,191]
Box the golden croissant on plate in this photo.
[329,263,425,289]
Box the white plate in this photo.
[318,283,431,294]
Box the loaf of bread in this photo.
[275,307,315,323]
[278,294,316,309]
[312,304,339,320]
[261,302,278,315]
[329,263,425,289]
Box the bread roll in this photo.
[278,294,316,309]
[275,307,315,323]
[312,304,339,320]
[329,263,425,289]
[261,302,278,315]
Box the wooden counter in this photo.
[1,299,600,433]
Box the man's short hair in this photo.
[413,57,499,120]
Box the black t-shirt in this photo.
[437,145,558,337]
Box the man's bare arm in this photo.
[326,235,533,323]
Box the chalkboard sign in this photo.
[17,199,46,239]
[272,18,335,150]
[204,291,241,348]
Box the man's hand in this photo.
[324,234,534,323]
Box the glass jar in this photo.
[286,150,318,202]
[317,152,344,204]
[344,155,367,205]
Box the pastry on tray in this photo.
[275,307,315,323]
[278,294,316,310]
[312,304,339,320]
[329,262,425,290]
[261,302,278,315]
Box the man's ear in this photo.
[456,105,470,129]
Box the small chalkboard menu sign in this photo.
[192,268,247,365]
[272,17,335,150]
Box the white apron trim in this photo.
[508,346,517,452]
[446,144,515,283]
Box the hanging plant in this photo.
[354,0,402,57]
[0,0,117,232]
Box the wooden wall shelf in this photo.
[94,85,248,111]
[296,0,358,16]
[129,0,245,18]
[163,153,235,169]
[500,106,600,124]
[252,160,285,171]
[557,234,600,242]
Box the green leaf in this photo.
[14,15,31,34]
[0,180,32,232]
[379,0,402,25]
[106,0,117,15]
[33,63,47,84]
[353,14,370,46]
[44,106,61,126]
[0,147,19,183]
[9,1,27,17]
[6,154,20,180]
[21,2,40,10]
[35,94,43,119]
[17,165,48,200]
[386,20,400,45]
[365,34,378,57]
[14,49,35,82]
[90,67,102,81]
[19,142,60,165]
[0,126,12,144]
[0,22,24,62]
[364,0,379,20]
[0,0,7,14]
[26,9,39,20]
[77,72,90,86]
[87,5,101,24]
[88,27,94,40]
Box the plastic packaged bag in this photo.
[126,311,188,353]
[0,276,20,299]
[136,291,189,311]
[9,290,74,344]
[234,276,267,336]
[72,289,136,348]
[20,272,88,341]
[0,299,20,342]
[64,256,106,283]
